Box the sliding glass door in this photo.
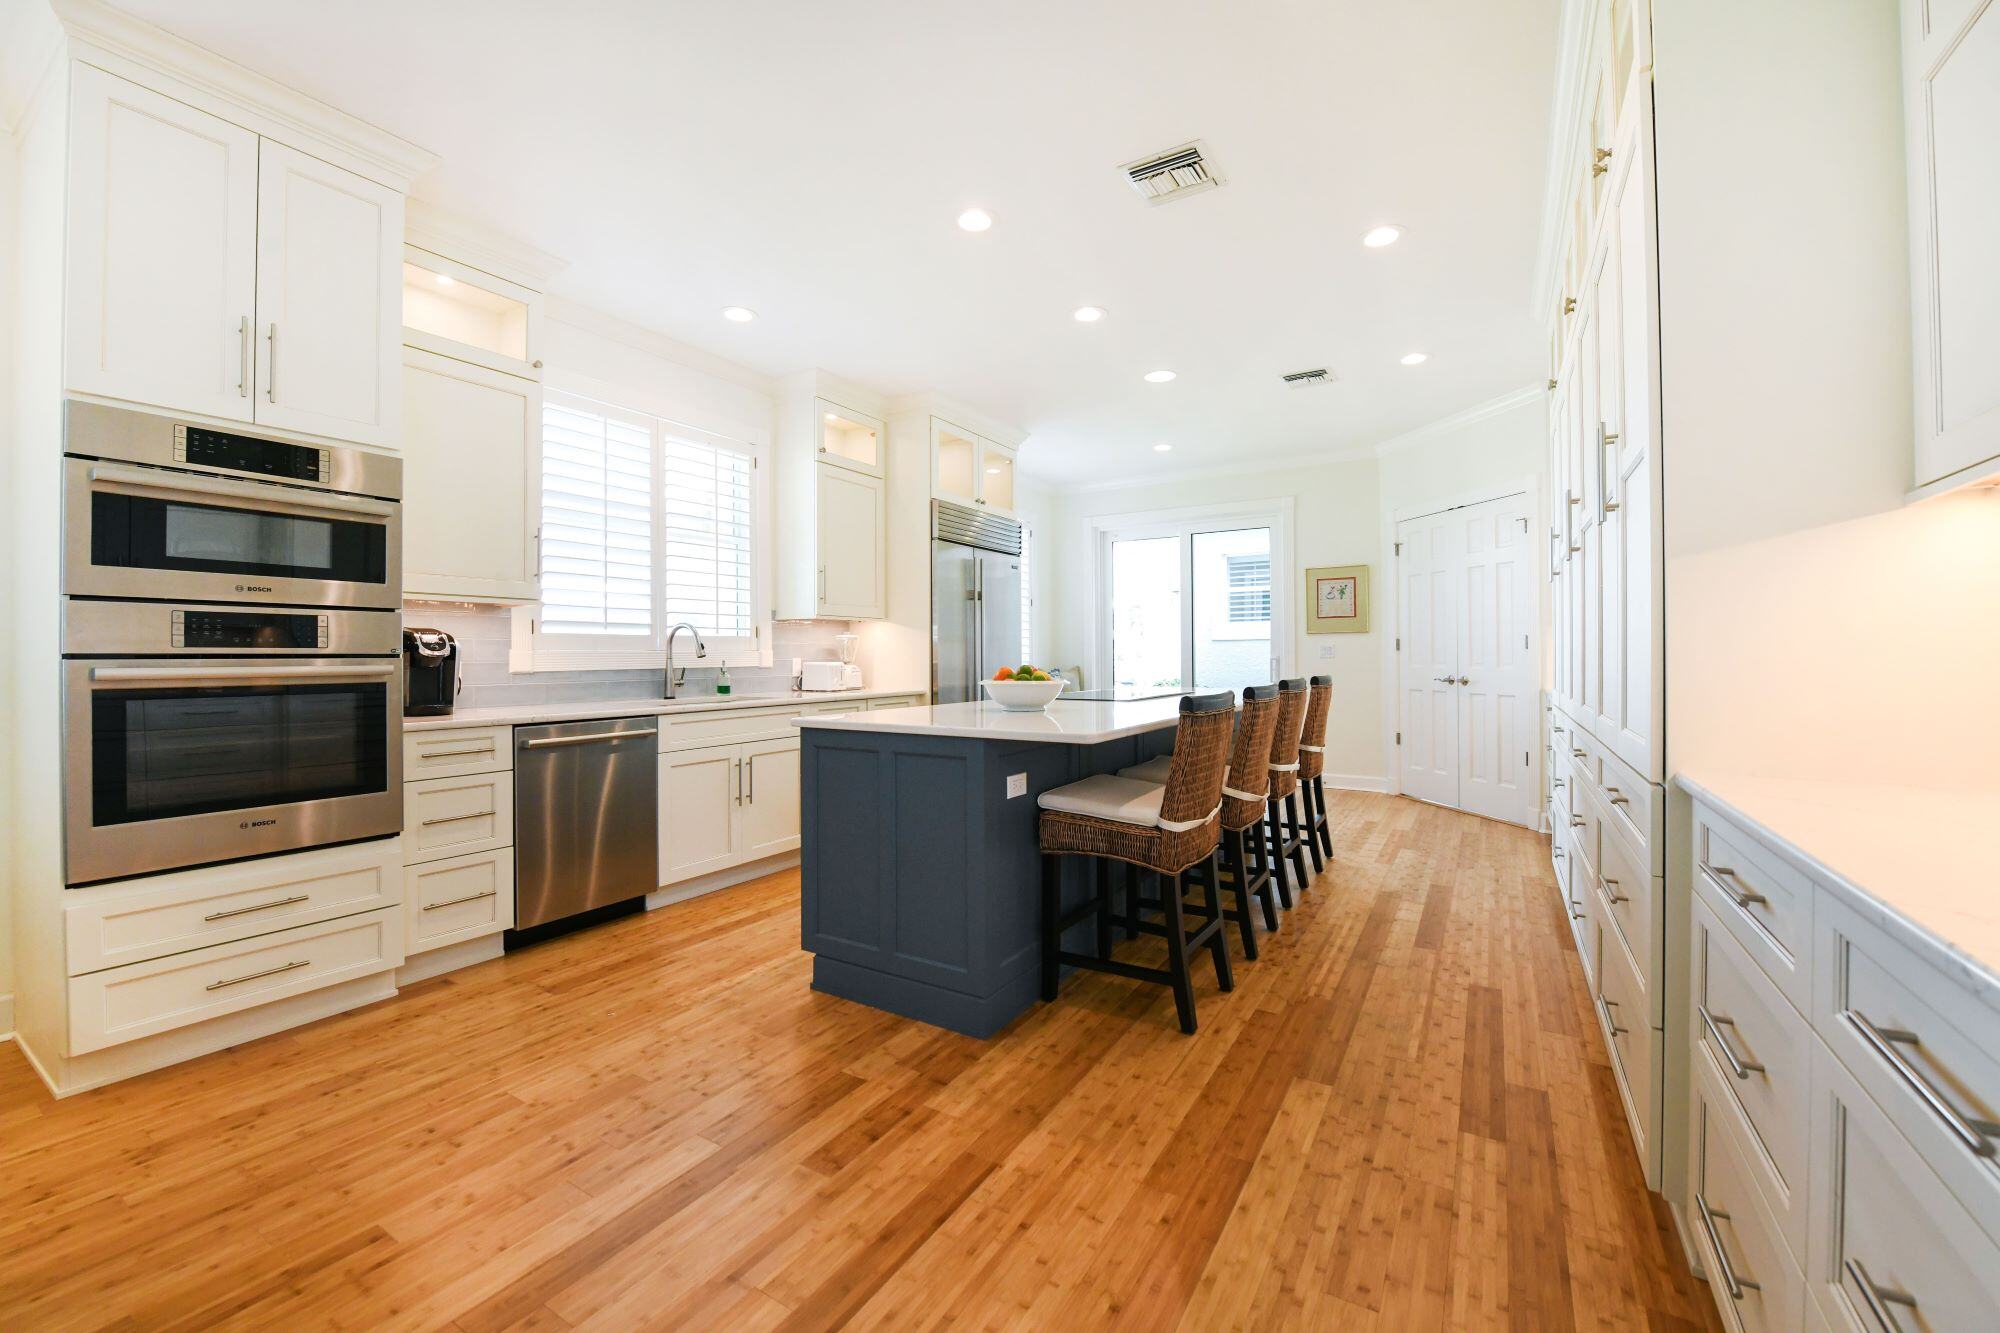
[1101,509,1288,695]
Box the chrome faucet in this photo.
[663,622,707,699]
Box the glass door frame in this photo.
[1089,497,1295,693]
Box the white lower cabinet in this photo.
[403,770,514,864]
[407,848,515,954]
[658,736,802,886]
[1692,1051,1806,1333]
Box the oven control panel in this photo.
[173,423,329,483]
[170,609,330,650]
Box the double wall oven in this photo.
[61,401,404,886]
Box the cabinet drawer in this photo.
[1596,741,1661,874]
[866,694,923,710]
[1566,784,1601,885]
[404,771,513,864]
[1693,801,1813,1013]
[407,847,514,954]
[658,705,800,752]
[1809,1043,2000,1332]
[68,907,401,1054]
[65,839,401,975]
[1597,809,1662,1025]
[404,725,513,779]
[1598,907,1660,1180]
[1695,895,1813,1263]
[1815,892,2000,1243]
[1692,1054,1807,1333]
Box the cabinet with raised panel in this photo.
[64,64,403,448]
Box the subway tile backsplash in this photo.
[403,602,858,710]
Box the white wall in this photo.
[1377,390,1546,518]
[0,72,19,1029]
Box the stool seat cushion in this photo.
[1116,754,1174,785]
[1036,774,1165,827]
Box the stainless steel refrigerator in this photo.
[931,500,1023,704]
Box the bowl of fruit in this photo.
[981,665,1066,712]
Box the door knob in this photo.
[1434,676,1454,684]
[1456,676,1470,685]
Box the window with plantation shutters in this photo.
[524,390,766,669]
[539,398,654,636]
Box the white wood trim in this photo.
[1057,446,1375,492]
[0,0,63,133]
[545,296,778,402]
[1371,385,1546,458]
[53,0,438,190]
[404,199,565,289]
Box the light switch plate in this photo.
[1318,644,1335,659]
[1006,773,1027,799]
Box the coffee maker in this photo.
[402,627,461,716]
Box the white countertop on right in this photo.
[796,695,1186,744]
[1677,771,2000,1003]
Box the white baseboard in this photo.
[647,851,800,910]
[0,992,13,1042]
[397,934,504,985]
[1323,773,1392,794]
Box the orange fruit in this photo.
[994,667,1014,681]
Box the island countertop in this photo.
[796,695,1187,744]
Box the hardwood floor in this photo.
[0,792,1721,1331]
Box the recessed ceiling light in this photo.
[1363,224,1403,248]
[1072,306,1105,323]
[985,466,1002,474]
[722,306,757,322]
[824,412,838,422]
[1400,351,1428,365]
[1144,369,1177,383]
[957,208,993,232]
[1153,443,1173,452]
[434,272,455,287]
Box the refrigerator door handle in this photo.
[971,558,983,698]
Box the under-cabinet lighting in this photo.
[1072,306,1105,323]
[1400,351,1428,365]
[1153,443,1174,452]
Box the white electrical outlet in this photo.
[1006,773,1027,799]
[1318,643,1335,659]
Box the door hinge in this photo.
[1394,541,1402,555]
[1396,731,1402,745]
[1523,634,1529,649]
[1395,637,1401,651]
[1524,750,1530,766]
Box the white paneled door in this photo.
[1397,493,1540,827]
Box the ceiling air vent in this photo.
[1283,368,1336,388]
[1121,140,1223,205]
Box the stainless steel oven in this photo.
[63,400,401,610]
[61,603,403,886]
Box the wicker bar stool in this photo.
[1265,678,1312,904]
[1118,684,1281,959]
[1298,675,1334,867]
[1037,691,1237,1034]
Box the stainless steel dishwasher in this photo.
[513,716,659,931]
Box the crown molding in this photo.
[1370,384,1545,457]
[1528,0,1600,318]
[1048,443,1378,494]
[885,390,1028,449]
[405,200,567,290]
[0,0,63,134]
[50,0,438,190]
[544,295,778,398]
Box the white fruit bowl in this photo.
[980,678,1066,712]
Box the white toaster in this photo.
[799,660,848,691]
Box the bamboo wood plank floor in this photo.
[0,792,1722,1331]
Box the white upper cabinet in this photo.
[63,66,405,450]
[403,247,542,380]
[931,417,1018,515]
[253,140,402,448]
[815,464,885,618]
[65,65,259,423]
[1903,0,2000,493]
[816,400,883,477]
[401,349,540,603]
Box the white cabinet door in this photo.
[977,438,1018,514]
[65,65,259,421]
[739,738,801,860]
[1903,0,2000,491]
[1608,103,1661,783]
[401,349,540,602]
[253,140,402,447]
[659,748,741,884]
[816,464,885,618]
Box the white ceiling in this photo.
[108,0,1559,484]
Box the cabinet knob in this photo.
[1562,296,1577,315]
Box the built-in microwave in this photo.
[61,602,403,886]
[62,401,402,610]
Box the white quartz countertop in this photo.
[1677,772,2000,1004]
[403,688,913,732]
[795,696,1186,744]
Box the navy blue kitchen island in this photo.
[796,695,1186,1037]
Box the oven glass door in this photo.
[90,491,387,586]
[65,659,402,885]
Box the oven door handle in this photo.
[88,462,396,520]
[89,663,397,686]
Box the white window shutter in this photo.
[538,398,654,636]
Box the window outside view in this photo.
[1109,525,1273,695]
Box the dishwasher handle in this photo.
[521,728,657,750]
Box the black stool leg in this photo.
[1122,861,1139,940]
[1094,857,1113,958]
[1313,776,1334,858]
[1201,855,1234,991]
[1224,828,1259,959]
[1040,853,1061,1001]
[1266,798,1295,909]
[1300,785,1325,876]
[1286,791,1311,890]
[1162,871,1197,1034]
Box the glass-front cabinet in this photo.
[816,399,884,478]
[401,246,542,380]
[931,417,1018,515]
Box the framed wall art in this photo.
[1305,564,1369,633]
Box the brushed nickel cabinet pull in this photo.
[1843,1008,2000,1157]
[1699,862,1767,908]
[1600,995,1629,1036]
[1694,1193,1759,1299]
[266,323,278,402]
[238,315,251,397]
[1602,877,1628,904]
[1570,814,1585,828]
[423,890,497,911]
[204,893,309,922]
[1698,1005,1764,1080]
[1844,1257,1916,1331]
[421,809,495,827]
[1606,787,1631,805]
[419,745,494,760]
[207,958,308,991]
[746,754,755,803]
